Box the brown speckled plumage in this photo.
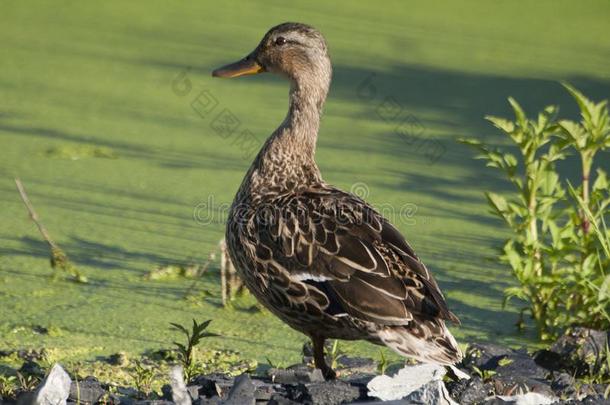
[213,22,461,379]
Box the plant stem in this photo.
[526,171,542,278]
[581,153,593,236]
[14,178,58,250]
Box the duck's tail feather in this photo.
[377,317,462,365]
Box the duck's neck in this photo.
[256,73,330,183]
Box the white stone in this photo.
[169,366,192,405]
[33,364,71,405]
[367,363,454,402]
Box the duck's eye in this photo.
[274,36,287,46]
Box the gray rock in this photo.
[447,377,493,404]
[33,364,72,405]
[490,350,554,397]
[250,378,281,402]
[549,328,610,376]
[186,385,200,401]
[462,343,514,371]
[285,380,361,405]
[170,366,192,405]
[68,376,106,404]
[194,396,222,405]
[485,392,556,404]
[336,356,377,375]
[550,372,576,396]
[268,365,325,384]
[401,380,458,405]
[191,374,233,399]
[223,374,254,405]
[268,393,301,405]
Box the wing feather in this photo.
[255,186,460,326]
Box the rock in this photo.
[550,372,576,396]
[223,374,255,405]
[462,343,513,371]
[268,364,325,384]
[33,364,72,405]
[68,376,106,404]
[549,328,610,376]
[534,349,564,372]
[367,363,447,402]
[193,396,222,405]
[250,378,281,402]
[183,384,200,401]
[169,366,192,405]
[336,356,377,375]
[268,393,301,405]
[191,374,234,399]
[485,392,556,404]
[446,377,493,405]
[285,380,361,405]
[574,395,610,404]
[20,360,46,378]
[461,344,553,397]
[161,384,173,400]
[490,349,553,397]
[401,379,458,405]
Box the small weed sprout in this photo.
[170,319,218,382]
[0,374,17,398]
[329,340,343,370]
[133,360,155,399]
[497,357,514,367]
[16,372,39,392]
[471,365,497,381]
[377,350,389,375]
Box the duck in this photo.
[212,22,461,379]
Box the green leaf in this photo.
[558,120,587,149]
[486,192,508,213]
[508,97,527,128]
[593,168,609,191]
[169,323,188,335]
[599,275,610,301]
[562,82,594,124]
[485,116,515,133]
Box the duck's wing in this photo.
[253,186,459,326]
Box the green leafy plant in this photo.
[0,374,17,399]
[170,319,218,382]
[16,372,39,392]
[132,360,156,399]
[461,83,610,340]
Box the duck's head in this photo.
[212,22,331,87]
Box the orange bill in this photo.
[212,57,264,78]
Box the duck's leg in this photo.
[312,336,336,380]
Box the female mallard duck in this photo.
[213,22,461,379]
